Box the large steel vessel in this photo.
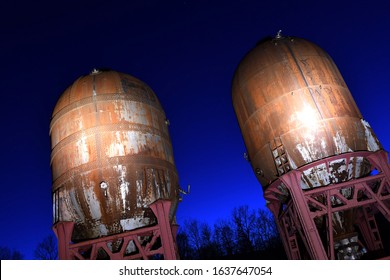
[50,69,179,241]
[232,35,382,190]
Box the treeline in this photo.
[0,235,58,260]
[0,247,24,260]
[176,205,287,259]
[1,206,286,260]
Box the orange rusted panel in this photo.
[232,35,382,189]
[50,70,179,241]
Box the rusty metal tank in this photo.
[50,69,179,241]
[232,34,382,189]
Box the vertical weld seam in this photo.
[286,42,338,154]
[93,75,103,178]
[285,42,324,120]
[92,75,98,112]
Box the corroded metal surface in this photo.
[232,35,382,189]
[264,150,390,259]
[50,70,179,241]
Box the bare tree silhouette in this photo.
[0,246,24,260]
[177,205,286,259]
[34,234,58,260]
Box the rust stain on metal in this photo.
[232,35,382,189]
[50,70,179,241]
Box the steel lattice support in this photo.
[265,150,390,260]
[53,199,179,260]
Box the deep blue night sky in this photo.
[1,0,390,259]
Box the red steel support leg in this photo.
[367,151,390,222]
[326,191,335,260]
[358,206,384,251]
[171,223,179,243]
[368,150,390,177]
[281,171,328,259]
[149,199,178,260]
[282,214,301,259]
[264,151,390,259]
[53,202,179,260]
[267,201,294,259]
[171,223,180,260]
[357,215,376,251]
[53,221,74,260]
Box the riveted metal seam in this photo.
[50,122,172,164]
[49,92,162,132]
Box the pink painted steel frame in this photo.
[53,199,179,260]
[265,150,390,259]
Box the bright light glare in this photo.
[296,105,318,130]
